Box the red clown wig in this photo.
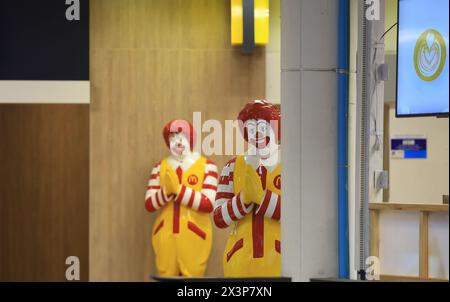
[162,119,196,150]
[237,100,281,144]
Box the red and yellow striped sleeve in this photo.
[255,190,281,220]
[213,158,253,228]
[145,162,171,212]
[174,160,218,213]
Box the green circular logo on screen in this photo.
[414,29,447,82]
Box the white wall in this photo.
[380,211,449,279]
[388,108,449,203]
[384,0,397,55]
[379,107,449,279]
[377,0,449,278]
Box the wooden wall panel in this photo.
[0,105,89,281]
[90,0,265,281]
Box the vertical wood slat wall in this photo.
[0,0,265,281]
[89,0,265,281]
[0,105,89,281]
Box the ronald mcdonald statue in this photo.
[145,119,218,277]
[214,100,281,277]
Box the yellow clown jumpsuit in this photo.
[147,157,217,277]
[220,155,281,277]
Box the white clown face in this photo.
[169,133,191,158]
[245,119,279,158]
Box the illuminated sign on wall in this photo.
[231,0,269,53]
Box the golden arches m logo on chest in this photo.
[187,174,199,186]
[273,175,281,190]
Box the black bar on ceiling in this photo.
[242,0,255,54]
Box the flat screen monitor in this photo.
[396,0,449,117]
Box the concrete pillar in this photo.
[281,0,339,281]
